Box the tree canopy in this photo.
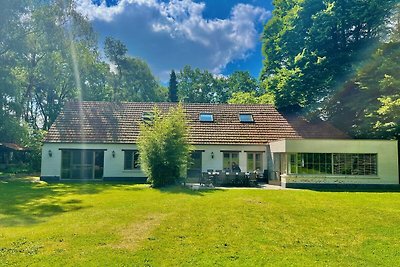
[261,0,397,111]
[260,0,399,139]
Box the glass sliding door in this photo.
[61,150,104,179]
[187,151,202,178]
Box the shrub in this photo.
[137,104,193,187]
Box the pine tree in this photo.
[168,70,178,102]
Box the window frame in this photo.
[247,152,262,172]
[199,113,214,122]
[124,150,140,170]
[239,113,254,123]
[223,152,240,172]
[288,153,377,176]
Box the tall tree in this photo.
[261,0,397,111]
[327,38,400,140]
[168,70,178,102]
[104,37,166,102]
[104,37,128,101]
[227,71,260,94]
[119,57,165,102]
[177,66,226,103]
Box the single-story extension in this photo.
[41,101,399,187]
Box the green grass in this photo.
[1,178,400,266]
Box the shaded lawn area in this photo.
[1,179,400,266]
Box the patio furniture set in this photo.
[199,170,260,187]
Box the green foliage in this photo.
[177,65,222,103]
[168,70,178,102]
[0,113,28,143]
[261,0,397,110]
[104,37,166,102]
[137,105,193,187]
[23,130,47,171]
[327,41,400,139]
[119,57,164,101]
[228,91,275,105]
[227,71,260,94]
[104,37,127,67]
[177,67,261,104]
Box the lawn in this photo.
[1,178,400,266]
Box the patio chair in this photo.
[249,172,258,187]
[199,172,208,186]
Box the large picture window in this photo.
[124,150,140,170]
[289,153,377,176]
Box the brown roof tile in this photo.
[44,101,348,144]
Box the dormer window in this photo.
[239,114,254,122]
[199,113,214,122]
[142,111,155,124]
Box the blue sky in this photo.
[78,0,274,81]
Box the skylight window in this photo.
[199,113,214,122]
[239,114,254,122]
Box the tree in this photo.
[227,71,259,94]
[261,0,397,111]
[119,57,165,102]
[177,65,215,103]
[326,41,400,140]
[137,105,193,187]
[168,70,178,102]
[104,37,166,102]
[228,92,275,105]
[104,37,127,100]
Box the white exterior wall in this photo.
[269,139,399,185]
[194,144,267,173]
[41,143,145,179]
[41,143,268,180]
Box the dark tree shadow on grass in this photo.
[0,180,124,227]
[157,185,223,196]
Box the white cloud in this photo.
[76,0,271,80]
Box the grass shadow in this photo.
[157,185,223,196]
[0,179,115,227]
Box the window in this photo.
[288,153,377,176]
[247,153,262,171]
[239,114,254,122]
[333,153,377,175]
[142,111,155,124]
[199,113,213,122]
[124,150,140,170]
[223,152,240,172]
[187,151,203,178]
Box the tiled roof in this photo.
[44,101,348,145]
[0,143,26,151]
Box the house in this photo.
[40,101,399,187]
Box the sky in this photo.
[77,0,274,82]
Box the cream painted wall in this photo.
[194,144,267,173]
[269,139,399,185]
[41,143,268,180]
[41,143,146,179]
